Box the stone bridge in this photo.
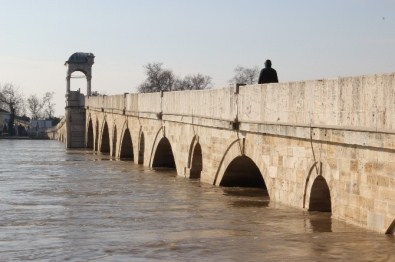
[49,73,395,234]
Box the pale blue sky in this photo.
[1,0,394,116]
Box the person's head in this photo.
[265,60,272,68]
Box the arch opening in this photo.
[87,120,93,149]
[190,143,202,179]
[309,176,332,212]
[220,156,267,191]
[138,132,145,165]
[152,137,175,168]
[95,121,99,151]
[120,128,134,160]
[69,71,88,95]
[385,219,395,235]
[112,126,117,157]
[65,53,94,95]
[100,122,110,153]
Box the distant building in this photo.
[29,119,53,137]
[0,108,10,135]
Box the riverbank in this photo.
[0,136,49,140]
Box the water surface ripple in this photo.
[0,140,393,261]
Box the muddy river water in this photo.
[0,140,393,261]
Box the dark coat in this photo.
[258,68,278,84]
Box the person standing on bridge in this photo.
[258,59,279,84]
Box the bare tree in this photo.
[229,65,260,85]
[138,62,175,93]
[27,92,56,119]
[173,74,212,91]
[0,83,25,135]
[27,94,44,119]
[42,92,55,119]
[138,62,213,93]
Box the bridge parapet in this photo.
[237,74,395,131]
[137,92,162,118]
[84,73,395,142]
[125,93,139,114]
[162,88,236,122]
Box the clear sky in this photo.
[1,0,394,116]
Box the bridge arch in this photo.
[95,120,99,151]
[100,120,110,153]
[214,139,270,195]
[386,219,395,235]
[308,175,332,212]
[87,118,93,149]
[112,124,117,157]
[187,135,202,179]
[150,130,176,169]
[138,130,145,164]
[302,162,320,209]
[303,162,332,212]
[119,124,134,160]
[220,155,267,189]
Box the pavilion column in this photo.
[66,75,71,93]
[87,75,92,96]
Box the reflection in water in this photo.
[222,187,270,208]
[0,140,394,261]
[307,212,332,232]
[221,187,269,198]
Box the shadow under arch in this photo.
[303,162,320,209]
[138,131,145,165]
[112,125,117,157]
[186,135,202,179]
[120,128,134,160]
[309,175,332,212]
[190,144,202,179]
[87,118,93,149]
[95,120,99,151]
[386,219,395,235]
[100,121,110,153]
[220,155,267,190]
[152,137,176,168]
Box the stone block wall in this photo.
[77,73,395,234]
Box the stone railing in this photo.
[85,73,395,135]
[45,116,66,140]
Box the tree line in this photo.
[137,62,260,93]
[0,83,56,135]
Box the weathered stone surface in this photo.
[48,73,395,234]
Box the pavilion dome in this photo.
[66,52,94,64]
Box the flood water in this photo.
[0,140,394,261]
